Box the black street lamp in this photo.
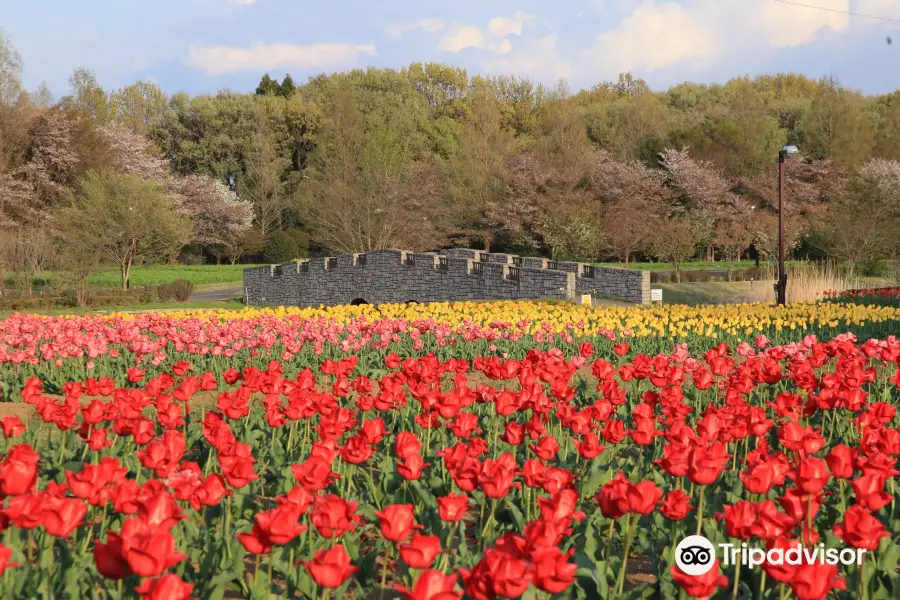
[776,145,800,305]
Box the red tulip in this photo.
[94,532,130,580]
[237,505,307,554]
[850,473,892,511]
[832,505,890,551]
[659,490,693,521]
[671,559,728,598]
[625,480,662,515]
[0,544,16,577]
[375,504,419,543]
[791,457,830,494]
[574,433,605,459]
[718,500,756,539]
[40,496,87,538]
[397,453,430,480]
[0,443,40,496]
[120,518,187,577]
[310,495,361,539]
[0,417,25,438]
[437,493,470,522]
[597,472,630,519]
[529,435,560,460]
[395,431,423,460]
[395,570,461,600]
[532,547,576,594]
[291,456,339,492]
[399,533,442,568]
[686,442,730,486]
[135,574,194,600]
[788,562,846,600]
[171,361,191,376]
[483,548,533,598]
[300,545,359,589]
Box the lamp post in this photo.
[776,145,800,305]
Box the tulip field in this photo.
[0,300,899,599]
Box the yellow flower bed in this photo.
[95,300,900,340]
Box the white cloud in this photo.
[592,1,716,72]
[386,18,447,38]
[757,0,849,47]
[438,25,486,53]
[487,11,530,37]
[228,0,257,5]
[184,42,377,75]
[582,0,853,78]
[484,34,572,83]
[437,12,532,55]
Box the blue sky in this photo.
[3,0,900,98]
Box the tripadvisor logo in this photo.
[675,535,866,576]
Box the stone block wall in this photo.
[243,248,650,307]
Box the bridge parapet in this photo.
[243,248,648,306]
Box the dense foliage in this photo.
[2,33,900,292]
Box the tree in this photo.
[0,29,23,106]
[443,86,517,251]
[29,83,54,108]
[280,74,296,97]
[715,218,755,277]
[63,67,110,122]
[109,81,168,134]
[814,158,900,274]
[298,85,445,253]
[170,174,254,249]
[255,74,281,97]
[658,147,750,260]
[799,77,875,168]
[55,171,191,289]
[242,110,289,240]
[220,229,264,265]
[649,218,700,282]
[602,196,658,267]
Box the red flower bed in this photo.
[0,334,898,598]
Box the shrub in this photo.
[264,231,298,264]
[170,279,194,302]
[156,283,175,302]
[855,258,888,277]
[680,270,711,283]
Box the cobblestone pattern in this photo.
[243,248,650,307]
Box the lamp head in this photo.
[780,145,800,158]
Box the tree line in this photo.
[1,30,899,294]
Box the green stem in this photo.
[615,515,637,598]
[695,486,705,537]
[731,556,741,599]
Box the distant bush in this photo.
[855,258,889,277]
[170,279,194,302]
[680,270,711,283]
[264,231,299,264]
[156,280,193,302]
[264,229,310,264]
[0,286,155,310]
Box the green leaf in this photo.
[506,500,526,531]
[580,460,608,498]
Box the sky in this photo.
[2,0,900,99]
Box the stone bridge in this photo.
[242,248,650,307]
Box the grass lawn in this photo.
[656,281,769,305]
[594,259,807,272]
[0,299,246,319]
[3,264,259,290]
[658,276,893,305]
